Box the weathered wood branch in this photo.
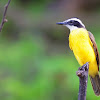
[76,62,89,100]
[0,0,11,32]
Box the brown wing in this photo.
[88,31,99,71]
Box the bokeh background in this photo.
[0,0,100,100]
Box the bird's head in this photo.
[56,17,85,32]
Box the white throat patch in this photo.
[65,25,78,32]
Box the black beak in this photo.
[56,22,65,25]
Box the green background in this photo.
[0,0,100,100]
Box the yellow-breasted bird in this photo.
[56,17,100,96]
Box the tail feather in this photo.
[90,74,100,96]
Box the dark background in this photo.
[0,0,100,100]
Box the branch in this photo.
[0,0,11,32]
[76,62,89,100]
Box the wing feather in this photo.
[88,31,99,71]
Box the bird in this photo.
[56,17,100,96]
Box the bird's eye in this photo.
[70,21,73,23]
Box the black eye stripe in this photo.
[73,21,80,26]
[68,20,84,28]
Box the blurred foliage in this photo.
[0,0,100,100]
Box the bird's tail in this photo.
[90,74,100,96]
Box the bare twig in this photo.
[76,62,89,100]
[0,0,11,32]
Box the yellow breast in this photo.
[69,28,98,77]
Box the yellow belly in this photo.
[69,28,98,77]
